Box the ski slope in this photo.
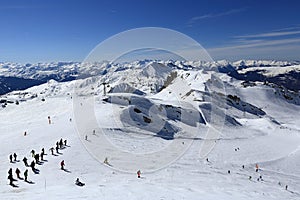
[0,62,300,200]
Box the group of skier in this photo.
[7,167,29,186]
[207,156,291,192]
[7,137,70,187]
[8,153,18,163]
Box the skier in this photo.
[60,160,65,170]
[24,131,27,136]
[255,163,259,172]
[13,153,17,162]
[59,138,63,149]
[137,170,141,178]
[8,168,13,175]
[49,147,54,155]
[228,170,231,174]
[9,154,13,163]
[104,157,108,164]
[40,151,44,161]
[8,172,13,185]
[249,176,252,180]
[55,146,59,154]
[41,148,45,155]
[242,165,245,169]
[30,161,36,171]
[48,116,51,124]
[75,178,85,186]
[85,135,88,141]
[23,157,29,167]
[15,168,21,179]
[285,185,288,190]
[34,153,40,163]
[8,168,13,185]
[64,139,67,146]
[24,169,28,182]
[31,150,35,157]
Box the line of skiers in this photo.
[7,167,29,185]
[49,138,68,155]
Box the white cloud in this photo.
[207,37,300,61]
[235,30,300,38]
[188,8,246,26]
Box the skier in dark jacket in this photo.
[8,168,13,185]
[41,151,45,161]
[9,154,13,163]
[50,147,54,155]
[59,139,63,149]
[15,168,21,179]
[60,160,65,170]
[8,173,13,185]
[34,154,40,163]
[13,153,17,161]
[30,161,36,171]
[23,157,29,167]
[8,168,13,176]
[24,169,28,182]
[55,146,59,154]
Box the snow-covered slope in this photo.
[0,60,300,199]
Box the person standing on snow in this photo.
[40,151,45,161]
[8,168,13,185]
[30,161,36,171]
[8,172,14,185]
[255,163,259,172]
[24,169,28,182]
[60,160,65,170]
[8,168,13,176]
[137,170,141,178]
[34,153,40,164]
[9,154,13,163]
[49,147,54,155]
[55,146,59,154]
[13,153,17,162]
[59,139,63,149]
[23,157,29,167]
[31,150,35,157]
[15,168,21,179]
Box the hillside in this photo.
[0,60,299,199]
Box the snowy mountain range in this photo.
[1,60,300,95]
[0,59,300,199]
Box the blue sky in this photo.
[0,0,300,63]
